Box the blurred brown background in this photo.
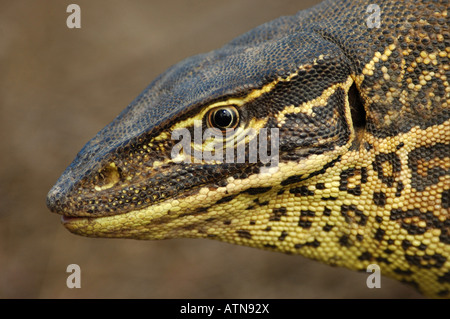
[0,0,422,298]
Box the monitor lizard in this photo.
[47,0,449,298]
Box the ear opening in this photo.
[348,82,366,130]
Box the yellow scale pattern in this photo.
[48,0,449,298]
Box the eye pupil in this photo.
[213,108,234,128]
[207,105,239,131]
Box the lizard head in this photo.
[47,20,361,249]
[46,0,450,298]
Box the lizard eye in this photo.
[207,106,239,131]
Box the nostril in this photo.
[94,162,121,191]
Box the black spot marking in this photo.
[339,235,351,247]
[290,186,314,196]
[394,268,413,275]
[390,209,449,242]
[281,174,308,187]
[405,253,446,269]
[373,152,401,187]
[195,207,209,214]
[246,205,255,210]
[216,194,237,204]
[179,206,208,217]
[373,192,387,206]
[315,183,326,190]
[236,229,252,239]
[364,142,373,151]
[254,198,270,206]
[299,210,315,228]
[264,244,277,249]
[278,231,288,241]
[339,167,367,196]
[321,208,332,218]
[438,271,450,284]
[384,248,393,254]
[418,243,427,251]
[396,142,404,150]
[376,257,391,265]
[281,156,341,186]
[277,189,285,195]
[341,205,367,226]
[264,226,272,232]
[269,207,287,221]
[402,239,412,250]
[374,228,385,241]
[243,187,272,195]
[323,224,333,232]
[182,224,196,231]
[440,227,450,245]
[375,216,383,223]
[356,234,364,242]
[223,220,231,225]
[360,168,368,183]
[408,143,449,192]
[442,188,449,209]
[358,251,372,261]
[249,220,256,225]
[294,239,320,249]
[395,181,404,197]
[321,196,338,201]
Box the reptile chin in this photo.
[58,199,201,240]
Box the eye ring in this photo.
[207,106,239,131]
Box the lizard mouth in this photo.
[59,213,124,238]
[60,215,98,231]
[61,215,89,223]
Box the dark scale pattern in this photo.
[408,143,450,192]
[242,187,273,195]
[339,235,351,247]
[373,152,402,188]
[298,210,315,229]
[46,0,449,298]
[390,209,450,243]
[341,205,368,226]
[373,192,387,207]
[236,229,252,239]
[269,207,287,222]
[278,231,289,241]
[289,186,314,196]
[442,189,450,209]
[358,251,372,261]
[294,239,321,249]
[339,167,368,196]
[374,228,386,241]
[280,155,341,186]
[278,88,352,161]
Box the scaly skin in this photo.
[47,0,449,297]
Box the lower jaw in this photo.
[58,212,154,239]
[61,215,85,223]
